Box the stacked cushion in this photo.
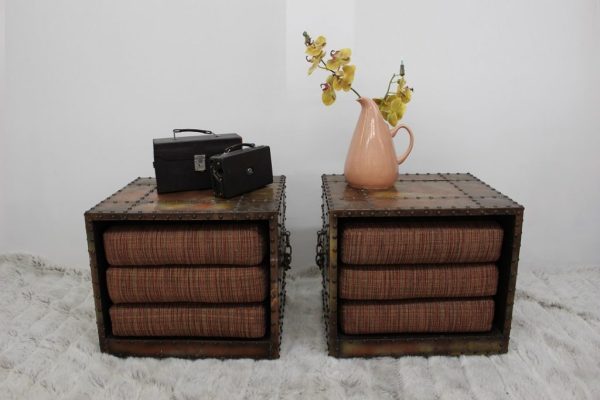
[339,263,498,300]
[341,299,495,335]
[110,304,265,338]
[104,224,265,266]
[103,223,267,338]
[106,266,267,303]
[341,220,503,265]
[339,220,503,335]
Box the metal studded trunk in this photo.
[317,173,524,358]
[84,176,290,359]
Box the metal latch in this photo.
[194,155,206,171]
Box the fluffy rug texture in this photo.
[0,254,599,400]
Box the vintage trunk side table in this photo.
[84,176,290,359]
[316,173,524,358]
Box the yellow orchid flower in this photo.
[321,76,336,106]
[326,48,352,70]
[376,95,406,126]
[302,31,414,113]
[305,35,327,57]
[332,65,356,92]
[396,77,412,103]
[387,96,406,126]
[398,86,412,103]
[307,51,325,75]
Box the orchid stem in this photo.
[384,73,398,100]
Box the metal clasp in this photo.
[194,154,206,172]
[316,229,326,270]
[283,229,292,271]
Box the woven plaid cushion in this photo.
[106,266,267,304]
[341,220,503,264]
[103,224,265,266]
[341,298,494,334]
[110,303,266,338]
[339,263,498,300]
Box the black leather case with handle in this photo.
[209,143,273,198]
[153,129,242,193]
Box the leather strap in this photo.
[224,143,256,153]
[172,129,214,139]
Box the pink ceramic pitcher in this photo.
[344,97,414,189]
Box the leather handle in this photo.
[390,124,414,165]
[224,143,255,153]
[172,129,214,139]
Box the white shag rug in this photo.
[0,254,599,400]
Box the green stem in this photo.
[383,73,398,100]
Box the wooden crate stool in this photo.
[84,176,290,359]
[317,173,524,358]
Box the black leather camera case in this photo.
[153,129,242,193]
[209,143,273,198]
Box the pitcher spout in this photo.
[356,97,381,115]
[356,97,375,106]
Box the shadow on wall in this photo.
[288,226,320,274]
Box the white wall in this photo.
[1,0,599,270]
[0,0,5,250]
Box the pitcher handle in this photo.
[390,124,414,165]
